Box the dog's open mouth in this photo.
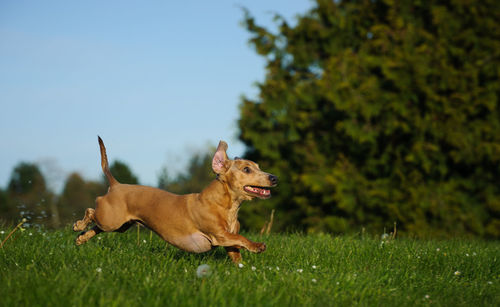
[244,185,272,198]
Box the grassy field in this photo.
[1,224,499,306]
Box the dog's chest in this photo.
[227,204,240,233]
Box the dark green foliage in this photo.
[58,173,106,225]
[158,151,214,195]
[0,188,14,220]
[239,0,500,237]
[3,162,57,227]
[106,160,139,185]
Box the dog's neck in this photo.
[200,179,246,209]
[199,179,244,233]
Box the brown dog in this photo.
[73,137,277,263]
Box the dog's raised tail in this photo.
[98,136,119,186]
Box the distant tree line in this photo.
[0,160,140,228]
[0,154,217,230]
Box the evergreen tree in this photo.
[239,0,500,237]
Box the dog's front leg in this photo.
[215,232,266,253]
[225,246,242,263]
[224,221,243,262]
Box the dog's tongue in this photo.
[245,186,270,196]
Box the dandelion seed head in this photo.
[196,264,212,278]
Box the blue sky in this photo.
[0,0,312,191]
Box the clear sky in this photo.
[0,0,312,191]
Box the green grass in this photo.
[1,225,499,307]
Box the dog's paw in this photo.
[73,221,85,232]
[75,235,86,246]
[252,242,266,253]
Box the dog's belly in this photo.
[172,233,212,253]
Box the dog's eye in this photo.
[243,167,251,174]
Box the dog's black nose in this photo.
[269,174,278,186]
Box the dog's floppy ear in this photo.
[212,140,229,174]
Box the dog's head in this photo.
[212,141,278,200]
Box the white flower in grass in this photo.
[424,295,430,299]
[465,253,469,257]
[311,278,317,283]
[29,232,33,236]
[0,230,5,234]
[276,266,280,271]
[238,263,244,268]
[454,271,461,276]
[436,248,440,252]
[312,265,317,269]
[487,281,493,285]
[196,264,212,278]
[96,267,102,273]
[143,239,147,243]
[473,252,477,256]
[297,269,303,273]
[251,266,256,271]
[381,233,389,240]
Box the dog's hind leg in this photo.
[76,225,102,245]
[73,208,96,232]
